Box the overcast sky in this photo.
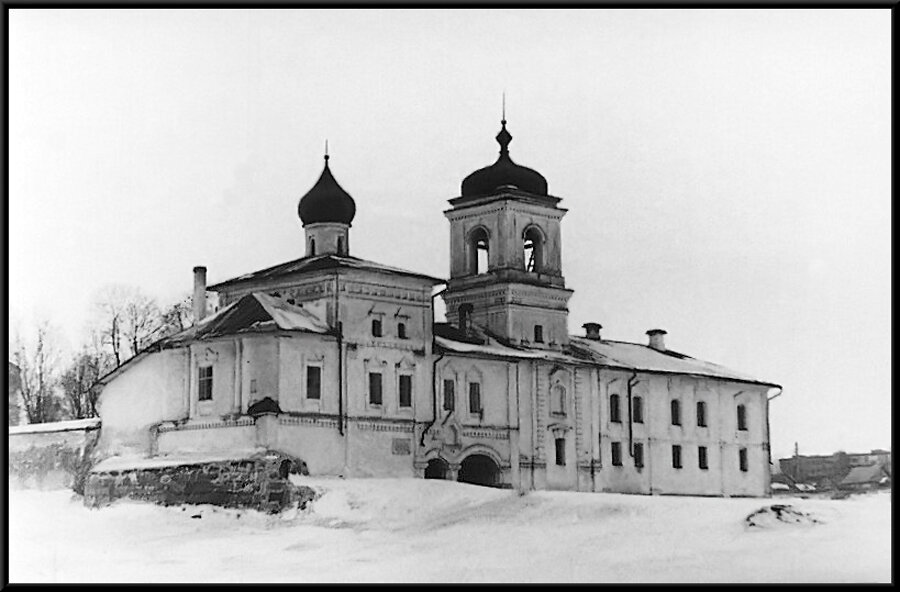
[9,9,890,458]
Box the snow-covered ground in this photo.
[8,478,891,583]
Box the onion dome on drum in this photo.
[297,154,357,226]
[461,119,548,198]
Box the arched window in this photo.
[696,401,707,427]
[737,404,747,431]
[632,396,643,423]
[468,227,490,275]
[309,238,316,256]
[610,394,621,423]
[458,303,473,332]
[551,384,566,416]
[670,399,681,426]
[523,226,544,272]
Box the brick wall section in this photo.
[84,452,316,513]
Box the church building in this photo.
[95,119,781,497]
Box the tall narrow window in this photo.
[398,375,412,408]
[336,237,344,254]
[551,384,566,416]
[198,366,213,401]
[610,394,621,423]
[633,443,644,468]
[306,366,321,400]
[368,372,383,405]
[468,382,481,414]
[555,438,566,466]
[737,404,747,431]
[534,325,544,343]
[611,441,623,466]
[371,319,382,337]
[469,228,490,275]
[398,322,407,339]
[672,444,683,469]
[309,238,316,256]
[523,226,544,272]
[696,401,707,427]
[632,396,643,423]
[671,399,681,426]
[739,448,748,472]
[458,304,473,332]
[698,446,708,470]
[443,379,455,411]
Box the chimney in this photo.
[582,322,602,340]
[193,266,207,323]
[646,329,667,351]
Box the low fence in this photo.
[8,418,102,491]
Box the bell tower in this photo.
[442,118,573,348]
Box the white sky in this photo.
[8,9,891,458]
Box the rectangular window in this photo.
[633,442,644,468]
[610,395,621,423]
[368,372,383,405]
[198,366,213,401]
[739,448,748,472]
[398,322,407,339]
[698,446,708,470]
[534,325,544,343]
[443,379,455,411]
[468,382,481,414]
[632,396,643,423]
[611,441,623,466]
[306,366,321,400]
[371,319,382,337]
[398,375,412,408]
[672,444,682,469]
[696,401,707,427]
[737,405,747,431]
[555,438,566,466]
[671,400,681,426]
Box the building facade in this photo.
[96,120,781,497]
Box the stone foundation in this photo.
[84,451,314,513]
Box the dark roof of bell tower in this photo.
[460,120,549,199]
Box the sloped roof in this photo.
[840,463,890,485]
[435,330,779,387]
[207,254,444,291]
[8,417,101,435]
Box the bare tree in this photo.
[93,285,161,367]
[11,321,64,424]
[157,293,193,339]
[59,334,114,419]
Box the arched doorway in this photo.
[424,458,449,480]
[458,454,500,487]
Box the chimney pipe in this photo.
[193,266,207,324]
[582,322,602,340]
[646,329,667,351]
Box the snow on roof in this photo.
[208,254,444,290]
[91,449,268,473]
[841,463,890,485]
[569,337,779,387]
[436,332,778,387]
[253,292,331,333]
[8,417,101,435]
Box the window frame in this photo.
[739,447,749,472]
[633,442,644,468]
[368,371,383,406]
[398,373,413,408]
[198,365,213,402]
[737,404,747,431]
[698,445,709,470]
[672,444,683,469]
[671,399,682,426]
[443,379,455,412]
[696,400,707,427]
[610,394,621,423]
[468,381,482,415]
[611,441,623,466]
[371,318,383,338]
[632,395,643,424]
[306,365,322,400]
[534,325,544,343]
[550,384,566,416]
[555,437,566,466]
[397,322,408,340]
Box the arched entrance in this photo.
[458,454,500,487]
[424,458,449,480]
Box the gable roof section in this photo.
[207,254,444,291]
[840,463,890,485]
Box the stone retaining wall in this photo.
[8,423,100,491]
[84,451,314,513]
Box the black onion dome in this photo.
[297,155,356,225]
[461,120,548,198]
